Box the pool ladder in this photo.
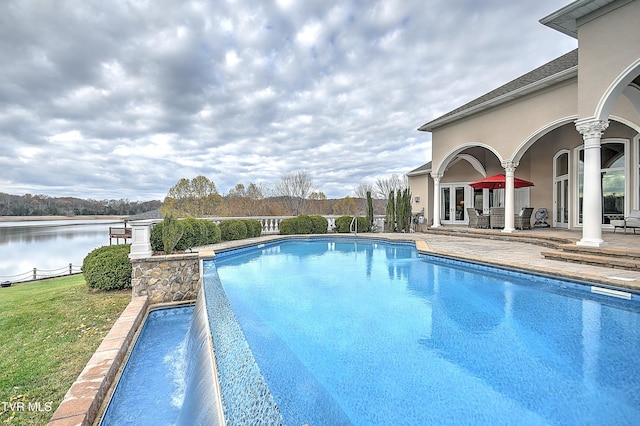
[350,217,358,235]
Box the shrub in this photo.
[356,216,369,232]
[279,217,297,235]
[220,219,248,241]
[176,217,202,250]
[334,215,353,233]
[244,219,263,238]
[162,215,184,254]
[279,215,327,235]
[151,218,220,252]
[82,244,132,291]
[334,216,369,233]
[203,220,222,244]
[150,222,164,251]
[296,215,314,234]
[309,215,328,234]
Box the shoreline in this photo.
[0,215,127,222]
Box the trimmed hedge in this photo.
[220,219,248,241]
[204,220,223,242]
[244,219,263,238]
[150,218,221,252]
[334,215,369,233]
[279,215,328,235]
[82,244,132,291]
[309,215,328,234]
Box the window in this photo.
[576,141,627,224]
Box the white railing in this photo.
[129,215,385,259]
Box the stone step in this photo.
[541,250,640,271]
[556,243,640,260]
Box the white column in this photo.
[483,188,490,215]
[431,173,442,228]
[576,119,609,247]
[501,161,518,233]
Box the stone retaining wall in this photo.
[131,253,201,304]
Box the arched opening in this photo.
[435,146,502,226]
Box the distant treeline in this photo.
[0,193,162,217]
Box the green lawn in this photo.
[0,275,131,425]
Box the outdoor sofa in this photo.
[490,207,534,230]
[611,210,640,234]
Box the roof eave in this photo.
[418,66,578,132]
[539,0,620,39]
[407,169,432,177]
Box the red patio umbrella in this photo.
[469,174,534,190]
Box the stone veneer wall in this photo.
[131,253,201,304]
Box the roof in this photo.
[418,0,628,133]
[407,161,432,176]
[418,49,578,132]
[540,0,619,38]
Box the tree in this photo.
[396,189,405,232]
[162,175,221,217]
[385,191,395,231]
[398,189,413,232]
[375,174,403,199]
[366,191,374,229]
[274,171,314,215]
[353,183,373,213]
[226,182,267,216]
[354,183,373,199]
[306,191,328,215]
[333,197,358,215]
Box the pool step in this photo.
[541,244,640,271]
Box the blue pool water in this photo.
[100,300,221,426]
[212,239,640,425]
[101,306,193,425]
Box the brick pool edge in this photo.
[48,296,149,426]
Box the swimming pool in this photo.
[210,238,640,425]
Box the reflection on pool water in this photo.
[211,238,640,425]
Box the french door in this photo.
[554,178,569,228]
[554,151,569,228]
[441,185,467,224]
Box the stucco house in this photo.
[408,0,640,247]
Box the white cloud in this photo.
[296,21,322,47]
[225,50,241,67]
[0,0,576,200]
[47,130,83,143]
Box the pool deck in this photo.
[48,227,640,425]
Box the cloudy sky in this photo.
[0,0,577,201]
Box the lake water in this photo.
[0,219,124,282]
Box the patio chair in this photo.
[490,207,504,229]
[467,208,489,229]
[611,210,640,234]
[514,207,534,230]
